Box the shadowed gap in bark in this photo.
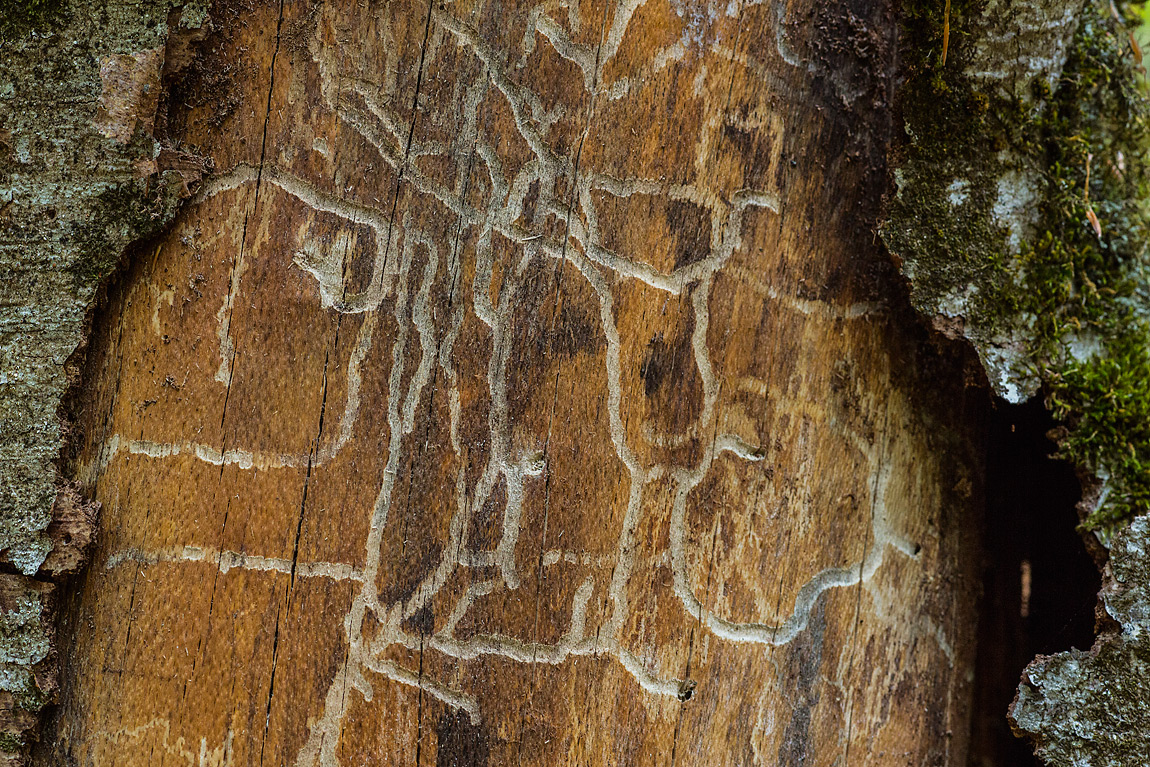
[968,398,1101,766]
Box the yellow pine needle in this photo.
[1087,207,1103,239]
[941,0,951,65]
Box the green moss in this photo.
[0,0,65,39]
[1023,5,1150,531]
[68,169,189,289]
[12,676,50,713]
[888,0,1150,533]
[0,732,25,754]
[884,0,1040,341]
[1050,330,1150,527]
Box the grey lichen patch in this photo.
[0,576,53,755]
[0,0,207,758]
[1011,514,1150,765]
[0,580,50,692]
[887,0,1150,532]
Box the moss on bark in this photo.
[886,0,1150,533]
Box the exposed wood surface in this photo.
[50,0,986,764]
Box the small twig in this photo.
[1085,153,1103,239]
[1130,30,1147,77]
[1110,1,1146,76]
[1085,152,1092,201]
[941,0,951,65]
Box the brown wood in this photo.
[50,0,987,764]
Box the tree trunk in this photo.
[42,0,990,764]
[6,0,1145,765]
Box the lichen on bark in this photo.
[884,0,1088,404]
[888,0,1150,534]
[1011,514,1150,765]
[0,0,205,759]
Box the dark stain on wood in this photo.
[381,540,445,607]
[667,198,711,270]
[436,710,489,767]
[406,604,436,637]
[777,601,827,767]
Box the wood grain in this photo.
[49,0,987,764]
